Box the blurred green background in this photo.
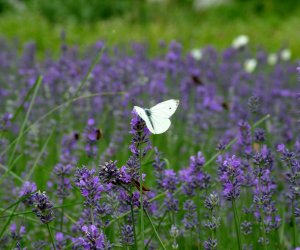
[0,0,300,55]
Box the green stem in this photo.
[90,207,95,225]
[46,223,56,250]
[7,76,42,168]
[145,210,167,249]
[9,239,16,250]
[232,199,242,250]
[144,209,166,250]
[60,198,64,232]
[139,141,144,249]
[292,201,297,248]
[211,210,215,240]
[258,177,268,250]
[0,203,20,239]
[130,195,138,250]
[0,201,82,219]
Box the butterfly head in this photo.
[145,109,151,116]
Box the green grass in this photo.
[0,2,300,56]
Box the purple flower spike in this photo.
[219,155,244,201]
[77,225,110,250]
[31,191,55,224]
[75,167,104,207]
[19,181,37,206]
[121,224,134,246]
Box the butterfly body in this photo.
[134,99,179,134]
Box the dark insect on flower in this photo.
[221,101,230,110]
[74,132,80,140]
[253,142,260,152]
[191,74,203,86]
[96,129,102,140]
[131,179,150,193]
[83,118,102,157]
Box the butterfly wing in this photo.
[150,99,179,118]
[150,115,171,134]
[133,106,156,134]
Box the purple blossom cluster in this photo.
[0,40,299,249]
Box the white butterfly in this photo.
[134,99,179,134]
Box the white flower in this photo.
[280,49,291,61]
[190,49,202,61]
[244,59,257,73]
[267,53,278,65]
[193,0,229,10]
[232,35,249,49]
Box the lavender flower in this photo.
[204,192,220,211]
[204,192,220,250]
[238,121,252,154]
[74,167,103,207]
[53,163,72,198]
[248,95,260,114]
[0,113,12,131]
[179,151,210,196]
[59,133,79,165]
[252,146,279,244]
[55,232,66,249]
[99,161,124,185]
[121,224,134,246]
[152,147,166,188]
[10,223,26,241]
[129,111,151,158]
[169,225,180,250]
[219,155,245,201]
[204,238,218,250]
[164,192,179,212]
[241,221,252,235]
[77,225,110,250]
[31,191,55,224]
[182,200,198,230]
[19,181,37,206]
[161,169,179,192]
[254,128,265,143]
[83,118,101,157]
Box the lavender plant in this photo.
[0,40,299,249]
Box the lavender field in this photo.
[0,35,299,250]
